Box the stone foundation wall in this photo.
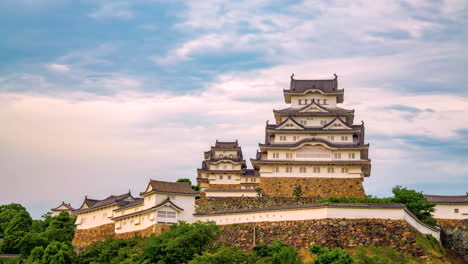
[72,223,116,250]
[218,219,425,257]
[196,197,318,212]
[259,177,365,198]
[72,223,170,251]
[208,184,241,189]
[436,219,468,262]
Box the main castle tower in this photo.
[250,74,370,197]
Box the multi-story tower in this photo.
[251,74,371,198]
[197,140,259,197]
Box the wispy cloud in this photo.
[88,1,135,20]
[45,64,70,73]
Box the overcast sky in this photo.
[0,0,467,219]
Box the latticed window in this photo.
[313,167,321,173]
[299,167,306,173]
[327,167,334,173]
[286,167,292,173]
[348,153,356,159]
[334,153,341,159]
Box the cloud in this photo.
[45,64,70,73]
[88,1,135,20]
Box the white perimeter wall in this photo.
[433,204,468,220]
[194,206,440,240]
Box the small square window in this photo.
[454,209,459,213]
[219,175,223,180]
[228,175,231,180]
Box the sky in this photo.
[0,0,467,219]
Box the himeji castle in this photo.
[199,74,371,198]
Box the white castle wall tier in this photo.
[248,74,371,197]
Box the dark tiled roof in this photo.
[266,124,363,132]
[204,189,257,192]
[205,159,246,163]
[76,192,134,213]
[243,169,259,176]
[250,159,371,165]
[154,197,184,211]
[285,75,343,94]
[424,194,468,204]
[51,202,74,211]
[274,106,353,115]
[214,140,240,149]
[194,202,404,215]
[141,180,199,196]
[259,138,368,149]
[114,198,144,211]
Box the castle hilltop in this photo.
[199,74,370,198]
[67,75,468,252]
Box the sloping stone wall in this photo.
[72,223,170,251]
[436,219,468,262]
[196,197,318,212]
[259,177,365,198]
[218,219,426,257]
[72,223,115,250]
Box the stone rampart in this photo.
[259,177,365,198]
[218,219,426,257]
[436,219,468,262]
[72,223,169,251]
[196,197,317,212]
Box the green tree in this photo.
[19,232,49,256]
[0,231,26,254]
[391,186,436,226]
[139,221,221,264]
[255,188,263,198]
[292,185,303,197]
[42,242,75,264]
[0,204,28,237]
[271,246,302,264]
[177,178,201,191]
[24,246,45,264]
[189,246,256,264]
[310,245,355,264]
[44,212,76,243]
[4,210,33,236]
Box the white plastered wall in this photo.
[432,204,468,219]
[290,94,338,108]
[76,205,118,229]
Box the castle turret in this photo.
[197,140,259,197]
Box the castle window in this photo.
[219,175,223,180]
[299,167,306,173]
[219,154,223,158]
[334,153,341,159]
[320,120,327,125]
[313,167,321,173]
[293,136,297,141]
[323,99,328,105]
[300,120,307,125]
[304,99,308,104]
[280,136,286,141]
[317,99,321,104]
[228,175,231,180]
[299,99,302,105]
[251,178,255,182]
[229,154,233,158]
[274,167,280,173]
[327,167,334,173]
[286,153,293,159]
[328,136,335,141]
[348,153,355,159]
[272,153,279,159]
[455,209,459,213]
[286,167,292,173]
[341,136,348,141]
[341,168,348,173]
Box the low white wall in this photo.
[194,205,440,240]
